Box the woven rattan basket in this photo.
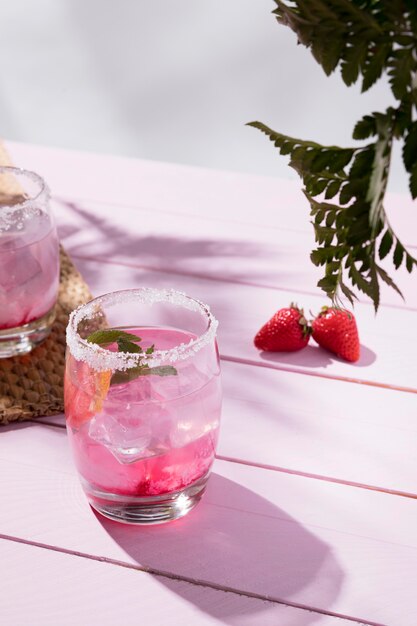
[0,143,92,424]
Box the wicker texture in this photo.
[0,144,92,424]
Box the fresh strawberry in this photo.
[254,304,311,352]
[312,306,360,362]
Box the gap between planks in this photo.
[216,455,417,501]
[0,533,386,626]
[220,355,417,395]
[30,419,417,501]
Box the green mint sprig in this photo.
[86,329,142,345]
[86,329,177,385]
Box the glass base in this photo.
[0,307,56,358]
[83,471,210,525]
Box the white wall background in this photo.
[0,0,407,192]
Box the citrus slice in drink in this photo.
[64,354,111,429]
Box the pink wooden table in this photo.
[1,141,417,626]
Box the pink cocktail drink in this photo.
[66,327,220,498]
[65,290,222,524]
[0,212,59,329]
[0,167,59,357]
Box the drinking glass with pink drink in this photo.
[65,288,222,524]
[0,167,59,357]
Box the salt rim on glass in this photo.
[66,288,219,372]
[0,166,51,232]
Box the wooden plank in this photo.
[52,196,417,310]
[67,256,417,391]
[1,424,417,626]
[0,539,356,626]
[7,140,417,248]
[219,360,417,495]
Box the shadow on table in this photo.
[259,343,377,369]
[97,474,343,625]
[55,198,290,287]
[0,421,35,434]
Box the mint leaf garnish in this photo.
[145,366,177,377]
[86,328,178,385]
[110,367,145,385]
[110,365,177,386]
[87,329,142,345]
[116,338,142,353]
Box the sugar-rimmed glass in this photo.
[65,288,222,524]
[0,166,59,357]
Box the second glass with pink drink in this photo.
[65,288,222,524]
[0,166,59,357]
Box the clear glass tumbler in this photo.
[65,288,222,524]
[0,166,59,357]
